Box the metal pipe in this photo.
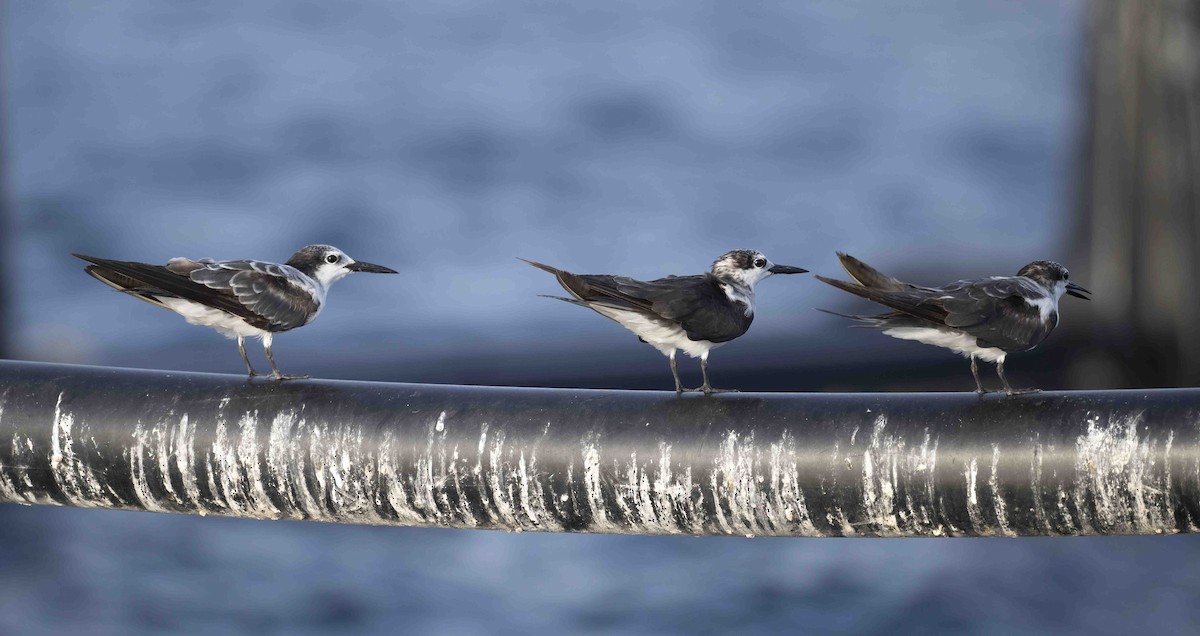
[0,360,1196,537]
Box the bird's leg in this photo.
[262,334,309,381]
[238,336,265,377]
[699,352,737,395]
[669,350,685,395]
[996,359,1039,396]
[970,356,992,395]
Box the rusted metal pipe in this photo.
[0,360,1196,536]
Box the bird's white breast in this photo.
[1024,295,1058,323]
[592,306,719,358]
[720,284,755,316]
[158,297,267,339]
[882,327,1006,362]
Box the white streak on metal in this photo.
[899,429,938,532]
[1055,483,1077,532]
[175,414,202,509]
[711,431,770,536]
[861,416,900,534]
[652,443,677,524]
[1074,413,1175,534]
[435,411,446,432]
[450,444,477,526]
[317,423,380,521]
[130,420,168,512]
[1030,435,1049,533]
[379,427,424,524]
[414,415,441,520]
[990,444,1014,537]
[652,443,691,531]
[768,432,816,535]
[207,399,238,512]
[581,434,613,529]
[0,393,40,505]
[607,444,685,534]
[266,410,308,516]
[50,392,106,506]
[965,457,984,530]
[517,451,541,526]
[236,412,279,518]
[486,429,518,526]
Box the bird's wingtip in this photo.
[815,307,855,319]
[520,258,560,274]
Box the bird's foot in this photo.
[246,370,269,379]
[270,372,310,381]
[1004,388,1041,396]
[974,387,996,396]
[700,385,739,395]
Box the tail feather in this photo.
[75,254,173,310]
[835,252,911,291]
[815,274,947,325]
[814,274,876,301]
[815,307,887,328]
[520,257,598,304]
[517,257,560,276]
[538,294,587,307]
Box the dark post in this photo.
[0,1,11,360]
[1,361,1198,537]
[1075,0,1200,387]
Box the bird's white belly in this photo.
[593,306,718,358]
[159,297,267,339]
[882,327,1006,362]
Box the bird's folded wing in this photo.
[75,254,271,329]
[938,278,1051,351]
[188,261,320,332]
[619,274,751,343]
[75,255,317,332]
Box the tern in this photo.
[816,252,1090,395]
[523,250,807,394]
[74,245,397,380]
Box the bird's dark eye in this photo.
[326,254,339,264]
[753,258,766,268]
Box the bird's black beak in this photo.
[768,264,809,275]
[347,261,398,274]
[1066,282,1091,300]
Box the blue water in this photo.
[6,1,1192,634]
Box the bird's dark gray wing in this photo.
[581,274,751,343]
[817,273,1054,352]
[187,260,320,332]
[938,277,1054,351]
[523,260,751,343]
[634,274,753,343]
[74,254,318,332]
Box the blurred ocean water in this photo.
[6,2,1193,635]
[7,0,1082,382]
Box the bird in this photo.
[73,245,398,380]
[816,252,1090,395]
[522,250,808,395]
